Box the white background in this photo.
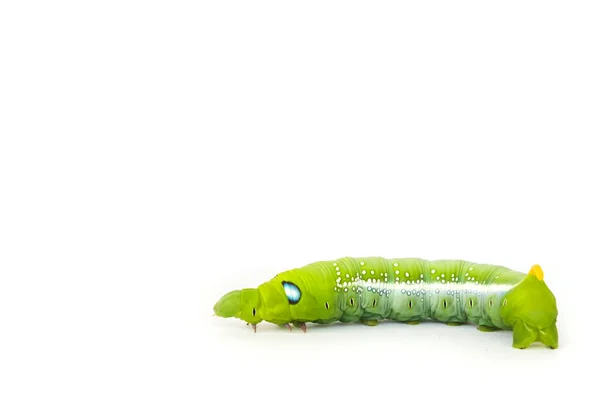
[1,1,599,399]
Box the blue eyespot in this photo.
[282,281,301,304]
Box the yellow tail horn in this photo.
[528,264,544,280]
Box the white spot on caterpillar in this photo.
[333,262,337,266]
[380,272,384,276]
[421,298,424,301]
[393,263,398,267]
[336,277,341,282]
[343,282,347,287]
[435,289,440,293]
[469,267,473,270]
[335,266,340,271]
[401,289,406,293]
[346,274,350,278]
[436,276,440,280]
[405,272,409,277]
[362,270,366,275]
[465,273,469,276]
[441,279,446,283]
[495,275,499,279]
[360,261,365,266]
[420,274,424,278]
[344,288,348,292]
[371,270,375,275]
[384,273,388,277]
[431,269,436,274]
[451,274,455,277]
[367,278,372,283]
[441,274,445,278]
[395,270,399,275]
[395,277,400,281]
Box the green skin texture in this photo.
[213,257,559,349]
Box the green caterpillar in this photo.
[213,257,558,349]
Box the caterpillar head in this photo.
[213,275,306,330]
[500,265,559,349]
[213,288,263,326]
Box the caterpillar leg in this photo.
[361,320,379,326]
[279,323,293,331]
[251,324,257,333]
[477,325,499,332]
[447,322,464,326]
[512,320,537,349]
[404,321,420,325]
[292,321,307,333]
[538,323,559,349]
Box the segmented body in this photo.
[261,257,526,329]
